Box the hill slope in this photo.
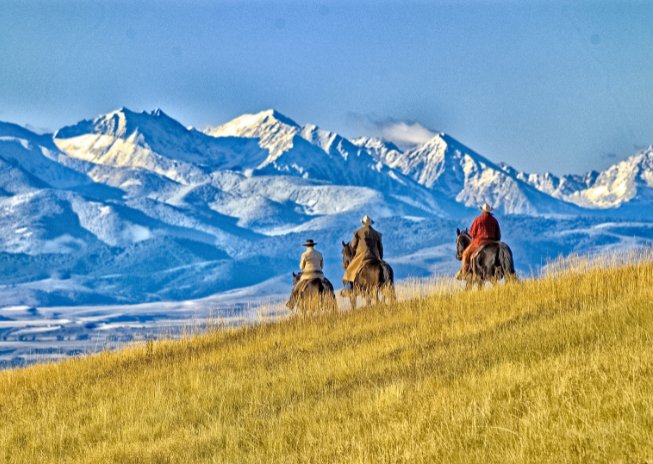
[1,258,652,463]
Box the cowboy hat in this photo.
[480,202,494,213]
[361,215,374,225]
[302,239,317,247]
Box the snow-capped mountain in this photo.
[0,121,91,192]
[0,107,652,311]
[499,163,598,199]
[206,109,450,216]
[54,108,268,184]
[373,132,582,215]
[206,111,413,188]
[564,147,653,210]
[351,136,405,167]
[506,147,653,217]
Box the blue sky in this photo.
[2,0,652,174]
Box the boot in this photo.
[455,269,469,280]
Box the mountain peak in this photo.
[204,109,300,140]
[235,109,300,130]
[150,108,168,118]
[421,131,455,146]
[257,109,298,127]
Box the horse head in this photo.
[292,271,300,285]
[341,241,353,269]
[455,228,471,260]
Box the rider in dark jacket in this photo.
[343,215,383,286]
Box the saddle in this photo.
[470,240,500,260]
[353,257,391,283]
[295,276,333,295]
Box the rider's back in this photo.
[300,247,324,279]
[470,212,501,243]
[352,225,383,260]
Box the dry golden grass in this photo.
[1,255,653,463]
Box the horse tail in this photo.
[383,261,394,284]
[382,262,397,303]
[499,243,517,280]
[377,263,385,287]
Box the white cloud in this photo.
[347,113,438,149]
[378,120,436,147]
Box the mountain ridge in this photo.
[1,107,652,307]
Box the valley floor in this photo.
[0,276,289,368]
[1,255,652,463]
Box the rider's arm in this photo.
[300,254,306,271]
[496,220,501,241]
[469,217,480,238]
[350,233,359,252]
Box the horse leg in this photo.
[369,284,378,306]
[329,294,337,312]
[491,266,503,286]
[490,269,499,286]
[349,291,357,310]
[381,284,390,303]
[464,274,473,290]
[367,284,377,305]
[387,284,397,303]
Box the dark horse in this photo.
[289,272,337,314]
[455,228,517,288]
[341,241,396,309]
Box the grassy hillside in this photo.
[1,257,653,463]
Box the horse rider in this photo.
[342,215,383,293]
[456,202,501,279]
[287,239,324,308]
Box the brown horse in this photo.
[455,228,517,289]
[289,272,337,315]
[341,241,396,309]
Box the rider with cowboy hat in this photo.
[456,202,501,279]
[298,239,324,281]
[287,239,324,308]
[343,215,383,291]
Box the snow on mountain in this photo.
[205,111,447,216]
[208,171,413,233]
[54,108,267,184]
[0,121,91,190]
[377,133,582,215]
[564,147,653,209]
[0,157,48,194]
[1,107,652,315]
[506,147,653,215]
[351,136,404,166]
[206,109,300,161]
[0,190,93,254]
[499,163,598,200]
